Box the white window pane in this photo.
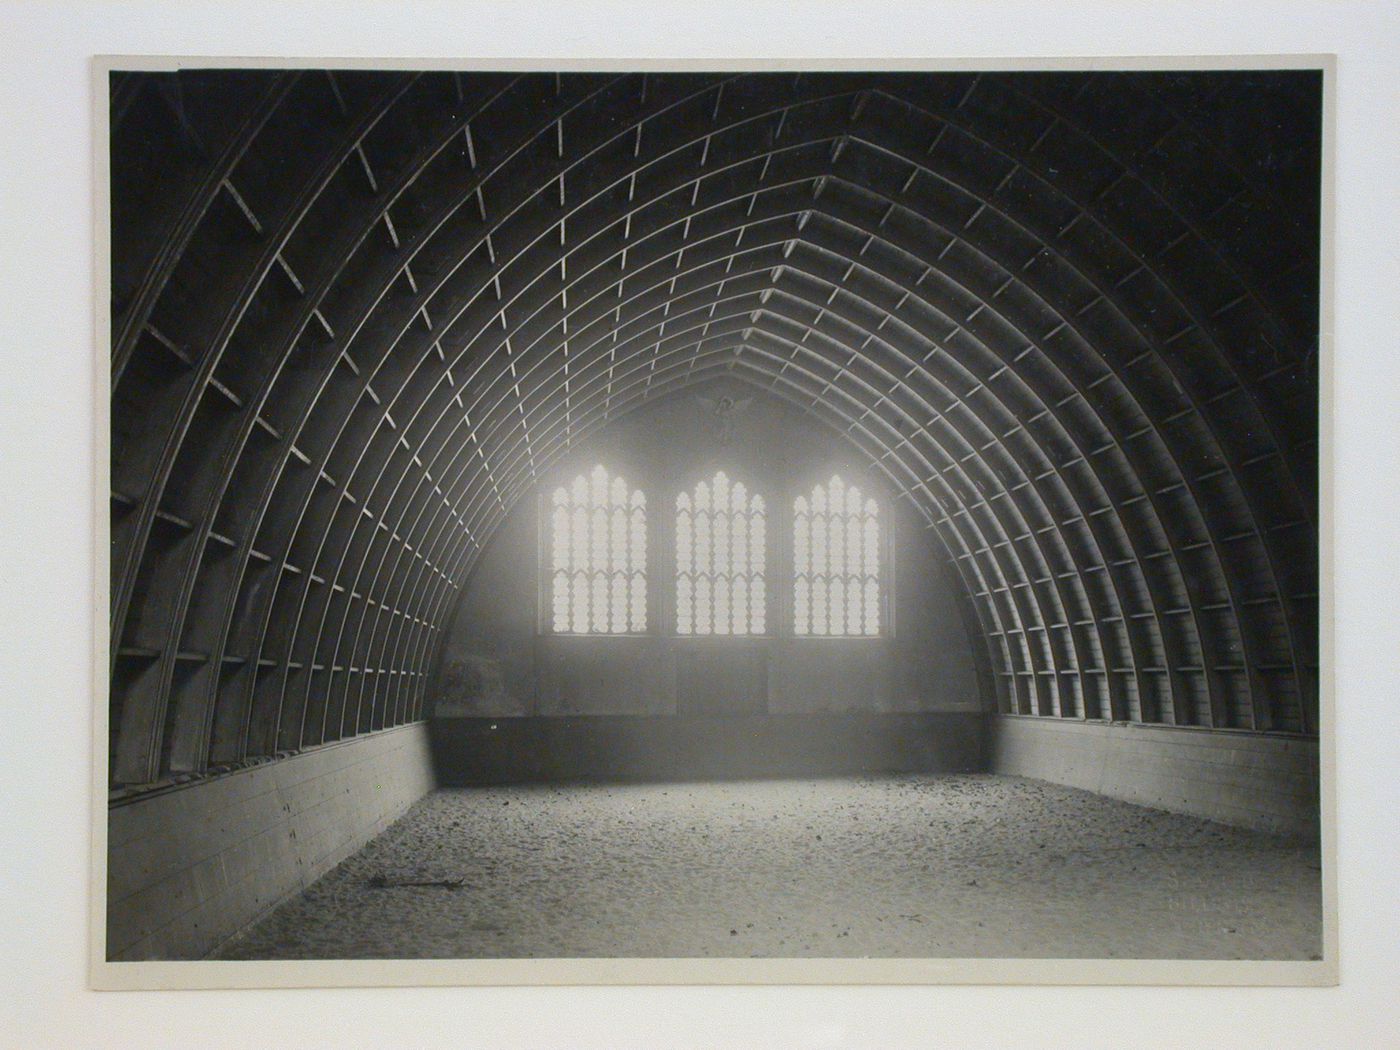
[550,467,647,633]
[695,576,712,634]
[812,578,828,634]
[715,513,730,576]
[590,506,608,569]
[676,509,692,573]
[610,575,628,633]
[703,513,716,575]
[590,576,609,632]
[570,575,589,633]
[829,515,845,576]
[570,506,588,568]
[676,471,766,635]
[610,506,626,573]
[714,581,731,635]
[630,508,646,571]
[676,575,693,634]
[794,479,880,636]
[630,573,646,632]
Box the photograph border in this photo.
[89,51,1338,992]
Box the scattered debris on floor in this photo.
[367,874,466,890]
[217,774,1322,961]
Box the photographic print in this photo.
[97,60,1330,986]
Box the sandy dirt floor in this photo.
[217,774,1322,960]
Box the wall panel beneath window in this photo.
[429,714,986,785]
[539,636,677,715]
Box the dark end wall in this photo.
[429,713,987,785]
[427,383,985,783]
[432,382,983,723]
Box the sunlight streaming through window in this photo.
[550,465,646,632]
[793,475,879,636]
[676,471,766,635]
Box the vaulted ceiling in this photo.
[108,69,1321,791]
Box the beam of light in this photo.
[676,471,766,635]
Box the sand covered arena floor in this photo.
[216,774,1322,960]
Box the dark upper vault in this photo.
[107,69,1321,791]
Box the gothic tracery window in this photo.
[675,471,766,635]
[549,465,646,633]
[793,475,880,636]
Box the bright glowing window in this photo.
[793,475,880,636]
[548,465,646,633]
[675,471,766,635]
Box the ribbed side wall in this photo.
[106,722,434,961]
[987,716,1319,838]
[106,70,1320,795]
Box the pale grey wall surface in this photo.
[106,722,435,960]
[988,715,1320,839]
